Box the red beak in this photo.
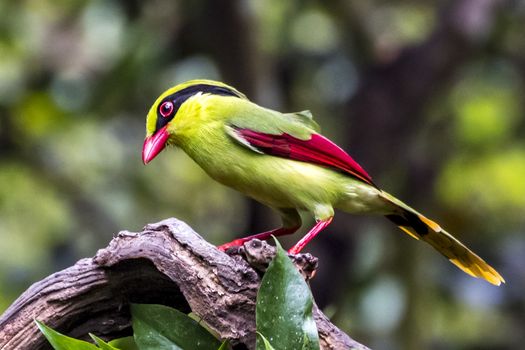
[142,126,169,164]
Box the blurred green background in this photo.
[1,0,524,349]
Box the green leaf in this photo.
[90,334,121,350]
[256,332,276,350]
[188,312,222,339]
[255,240,320,350]
[109,337,139,350]
[131,303,223,350]
[217,340,229,350]
[35,320,99,350]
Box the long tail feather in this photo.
[381,192,505,286]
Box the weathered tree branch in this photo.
[0,218,368,350]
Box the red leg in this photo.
[288,217,333,254]
[218,225,300,251]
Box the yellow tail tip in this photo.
[449,258,505,286]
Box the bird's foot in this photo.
[218,226,300,252]
[217,238,247,251]
[287,245,302,255]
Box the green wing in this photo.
[225,105,320,141]
[283,110,320,132]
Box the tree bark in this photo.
[0,218,368,350]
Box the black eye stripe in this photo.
[154,84,242,133]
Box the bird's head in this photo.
[142,79,245,164]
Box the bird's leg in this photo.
[218,226,300,251]
[288,216,333,254]
[218,208,301,251]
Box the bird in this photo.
[142,79,504,286]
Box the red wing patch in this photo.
[234,128,375,186]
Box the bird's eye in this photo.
[159,101,174,118]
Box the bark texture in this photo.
[0,218,368,350]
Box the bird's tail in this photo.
[380,191,505,286]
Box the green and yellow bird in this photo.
[142,79,504,286]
